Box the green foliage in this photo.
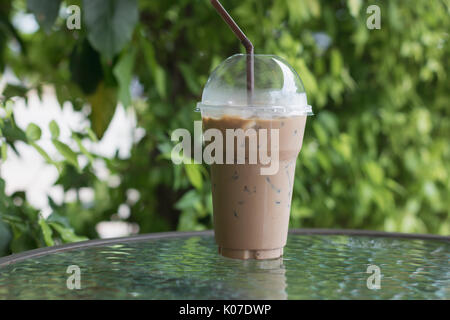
[27,0,62,33]
[52,140,79,171]
[83,0,138,61]
[0,100,91,255]
[0,0,449,257]
[87,82,117,138]
[0,175,88,255]
[49,120,59,139]
[69,38,103,95]
[25,123,41,141]
[113,49,136,107]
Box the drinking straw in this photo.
[210,0,254,102]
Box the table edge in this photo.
[0,228,448,267]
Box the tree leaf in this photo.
[1,84,28,101]
[178,62,201,95]
[0,219,11,256]
[30,141,58,168]
[154,66,167,99]
[69,38,103,95]
[38,218,54,246]
[175,190,201,210]
[184,164,203,190]
[364,161,384,185]
[27,0,62,33]
[139,35,166,98]
[46,211,71,229]
[52,139,79,170]
[25,123,41,141]
[86,127,98,142]
[1,142,7,161]
[0,11,9,72]
[294,59,318,95]
[113,49,136,107]
[330,48,343,77]
[10,232,36,253]
[347,0,362,18]
[2,119,27,144]
[73,134,94,164]
[83,0,138,61]
[87,82,117,139]
[49,120,60,139]
[49,222,88,243]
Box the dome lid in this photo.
[197,54,313,117]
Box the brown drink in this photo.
[203,115,307,259]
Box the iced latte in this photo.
[197,54,312,260]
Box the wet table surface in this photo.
[0,229,448,300]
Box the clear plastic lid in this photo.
[196,54,313,118]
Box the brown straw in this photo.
[210,0,254,102]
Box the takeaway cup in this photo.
[197,54,312,259]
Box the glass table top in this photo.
[0,231,448,299]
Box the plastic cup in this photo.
[196,54,312,260]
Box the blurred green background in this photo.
[0,0,449,257]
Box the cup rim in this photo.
[196,102,314,116]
